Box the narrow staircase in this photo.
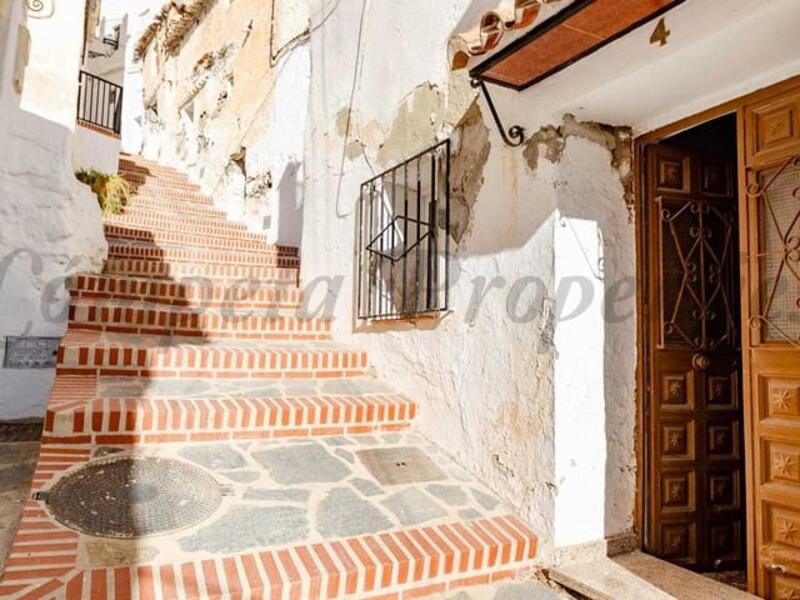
[1,155,537,600]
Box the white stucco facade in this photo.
[73,123,122,174]
[129,0,800,563]
[296,0,800,562]
[0,0,107,420]
[82,0,164,155]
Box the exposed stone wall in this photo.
[138,0,309,242]
[0,0,107,419]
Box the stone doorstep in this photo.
[548,552,758,600]
[3,435,538,599]
[67,274,305,311]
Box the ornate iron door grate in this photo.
[357,140,450,320]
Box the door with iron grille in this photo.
[741,82,800,598]
[644,141,745,571]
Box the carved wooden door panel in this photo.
[645,143,744,571]
[742,83,800,598]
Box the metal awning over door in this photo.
[470,0,687,90]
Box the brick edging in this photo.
[77,119,121,140]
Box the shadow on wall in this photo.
[275,161,304,248]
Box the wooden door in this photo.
[644,143,745,570]
[741,83,800,598]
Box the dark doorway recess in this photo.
[641,114,746,574]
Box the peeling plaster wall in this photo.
[0,0,107,420]
[300,0,613,561]
[298,0,800,562]
[138,0,310,243]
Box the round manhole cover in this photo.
[46,455,223,538]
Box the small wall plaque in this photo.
[4,336,61,369]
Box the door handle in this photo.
[765,562,788,575]
[692,353,711,370]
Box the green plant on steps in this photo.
[75,169,131,215]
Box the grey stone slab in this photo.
[321,378,391,395]
[471,488,500,511]
[381,487,447,527]
[335,449,355,464]
[85,539,159,567]
[253,442,350,484]
[350,477,384,497]
[180,505,307,553]
[244,488,311,503]
[321,436,351,447]
[316,487,392,538]
[353,435,379,445]
[494,583,561,600]
[357,446,446,486]
[0,462,35,493]
[221,470,260,483]
[93,446,124,458]
[0,442,38,577]
[381,433,402,444]
[178,445,246,471]
[458,508,483,520]
[426,484,469,506]
[447,464,472,482]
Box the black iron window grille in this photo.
[77,70,123,135]
[357,140,450,320]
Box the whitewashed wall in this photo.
[0,0,106,420]
[87,0,164,155]
[297,0,800,562]
[74,124,122,173]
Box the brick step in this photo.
[68,273,304,310]
[103,257,299,283]
[104,223,279,254]
[128,184,214,205]
[106,210,255,238]
[120,170,197,189]
[44,375,413,443]
[106,239,299,267]
[124,195,229,219]
[68,297,332,341]
[120,166,192,182]
[56,330,368,379]
[118,156,184,177]
[6,438,537,600]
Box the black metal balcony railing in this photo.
[77,70,123,135]
[357,140,451,320]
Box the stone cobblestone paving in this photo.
[32,432,511,571]
[0,442,39,580]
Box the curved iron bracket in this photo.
[471,78,525,147]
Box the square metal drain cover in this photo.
[356,447,446,486]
